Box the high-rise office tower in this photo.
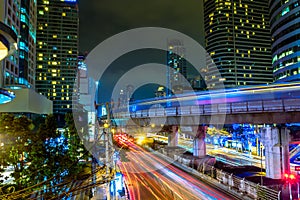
[0,0,36,89]
[0,0,21,88]
[167,39,187,94]
[0,0,52,114]
[36,0,78,115]
[270,0,300,82]
[204,0,273,88]
[19,0,37,88]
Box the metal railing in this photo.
[128,98,300,118]
[172,154,281,200]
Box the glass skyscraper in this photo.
[19,0,37,88]
[0,0,21,87]
[36,0,78,114]
[167,39,187,94]
[270,0,300,82]
[204,0,273,88]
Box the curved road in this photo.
[118,138,235,200]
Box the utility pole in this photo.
[97,102,117,200]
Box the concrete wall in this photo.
[0,88,52,114]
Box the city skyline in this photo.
[0,0,300,199]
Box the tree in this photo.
[0,113,91,198]
[0,113,34,189]
[64,112,90,178]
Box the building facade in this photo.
[36,0,79,114]
[19,0,37,88]
[0,0,21,88]
[270,0,300,82]
[167,39,187,94]
[204,0,273,88]
[0,0,52,113]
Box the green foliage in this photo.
[64,113,90,178]
[0,113,91,197]
[0,113,34,189]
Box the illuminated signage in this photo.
[63,0,77,2]
[295,166,300,171]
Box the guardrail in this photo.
[128,98,300,118]
[171,154,281,200]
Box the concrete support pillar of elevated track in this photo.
[261,126,290,179]
[168,125,179,147]
[193,125,207,158]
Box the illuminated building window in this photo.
[282,7,290,16]
[62,12,66,16]
[45,7,49,11]
[53,35,57,38]
[39,10,44,15]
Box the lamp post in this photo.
[102,102,119,200]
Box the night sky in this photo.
[79,0,204,53]
[78,0,205,102]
